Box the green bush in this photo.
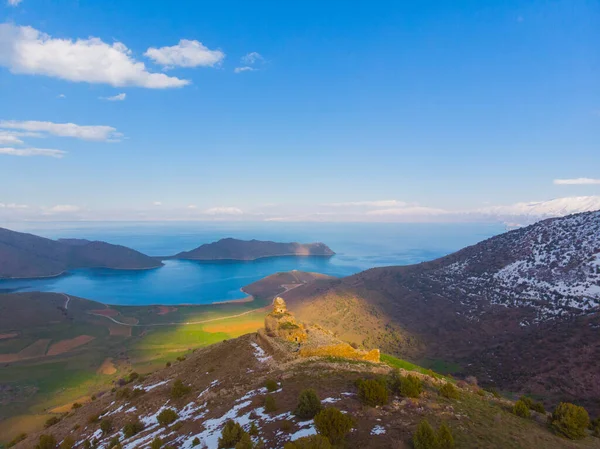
[357,379,388,407]
[123,419,145,438]
[107,437,121,449]
[171,379,192,399]
[399,375,423,398]
[295,389,322,419]
[71,402,82,410]
[265,394,277,413]
[35,435,57,449]
[60,437,75,449]
[531,402,546,414]
[551,402,590,440]
[591,417,600,437]
[128,372,139,383]
[313,407,355,446]
[485,387,500,398]
[44,416,60,428]
[192,437,201,446]
[437,422,454,449]
[519,395,534,409]
[116,388,131,400]
[7,433,27,448]
[513,400,531,418]
[413,420,437,449]
[150,438,162,449]
[283,435,331,449]
[265,378,279,392]
[438,383,459,399]
[157,408,178,426]
[249,421,259,436]
[281,420,292,432]
[100,418,113,434]
[218,420,246,448]
[234,433,254,449]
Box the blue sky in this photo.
[0,0,599,222]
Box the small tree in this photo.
[171,379,192,399]
[235,433,254,449]
[192,437,201,446]
[44,416,60,428]
[551,402,590,440]
[150,438,162,449]
[513,400,531,418]
[437,422,454,449]
[283,435,332,449]
[218,420,246,448]
[35,435,57,449]
[123,419,145,438]
[313,407,354,446]
[249,421,259,436]
[265,394,277,413]
[400,375,423,398]
[531,402,546,414]
[295,389,322,419]
[265,378,279,392]
[438,383,459,399]
[357,379,388,407]
[413,420,437,449]
[157,408,178,426]
[60,437,75,449]
[100,418,113,434]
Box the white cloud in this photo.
[57,93,66,99]
[7,0,22,6]
[0,120,122,141]
[0,23,189,88]
[554,178,600,185]
[0,147,65,157]
[144,39,224,68]
[187,204,197,209]
[205,206,243,215]
[326,200,407,208]
[366,206,448,216]
[234,66,256,73]
[241,52,263,65]
[153,201,162,206]
[47,204,80,213]
[0,131,24,145]
[100,93,126,101]
[0,202,28,209]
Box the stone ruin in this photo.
[263,297,380,363]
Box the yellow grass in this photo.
[97,357,117,375]
[0,413,53,443]
[49,395,91,413]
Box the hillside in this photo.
[0,227,163,279]
[172,238,335,261]
[278,211,600,412]
[10,307,600,449]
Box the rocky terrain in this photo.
[172,238,335,261]
[0,227,163,279]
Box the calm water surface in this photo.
[0,222,504,305]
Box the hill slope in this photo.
[0,227,163,279]
[172,238,335,261]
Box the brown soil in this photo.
[97,357,117,375]
[90,308,119,317]
[108,324,132,337]
[0,332,17,340]
[156,306,178,315]
[47,335,95,356]
[0,339,51,363]
[49,396,91,413]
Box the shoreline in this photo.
[211,288,255,305]
[0,264,162,282]
[168,253,335,262]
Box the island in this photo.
[171,238,335,261]
[0,227,163,279]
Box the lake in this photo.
[0,221,505,305]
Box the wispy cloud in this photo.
[0,131,24,145]
[145,39,224,68]
[0,147,65,158]
[57,94,66,99]
[0,120,123,141]
[326,200,406,208]
[100,93,126,101]
[554,178,600,185]
[153,201,162,206]
[0,23,189,88]
[205,206,243,215]
[235,52,264,73]
[7,0,22,6]
[0,202,28,209]
[234,66,256,73]
[47,204,80,213]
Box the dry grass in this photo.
[47,335,95,356]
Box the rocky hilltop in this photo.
[172,238,335,261]
[0,227,163,279]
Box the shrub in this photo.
[249,421,259,436]
[551,402,590,440]
[235,433,254,449]
[591,417,600,437]
[485,387,500,398]
[399,375,423,398]
[531,402,546,414]
[283,435,332,449]
[192,437,201,446]
[295,389,322,419]
[437,422,454,449]
[45,416,60,428]
[71,402,82,410]
[35,435,57,449]
[166,361,171,367]
[128,372,139,383]
[131,387,145,398]
[61,437,75,449]
[171,379,192,399]
[157,408,178,426]
[313,407,355,446]
[281,420,292,432]
[265,394,277,413]
[107,436,121,449]
[87,413,100,424]
[413,420,437,449]
[150,438,162,449]
[7,433,27,448]
[218,420,246,448]
[116,388,131,400]
[100,418,113,434]
[465,376,478,386]
[513,400,531,418]
[438,383,459,399]
[519,395,534,409]
[265,378,279,392]
[357,379,388,407]
[176,356,186,362]
[123,419,145,438]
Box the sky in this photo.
[0,0,599,222]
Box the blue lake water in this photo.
[0,221,505,305]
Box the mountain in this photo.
[172,238,335,261]
[279,211,600,411]
[9,302,600,449]
[0,227,163,279]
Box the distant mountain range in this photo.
[281,210,600,411]
[172,238,335,261]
